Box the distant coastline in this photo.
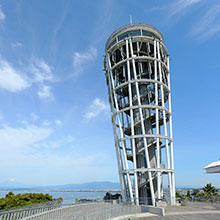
[0,181,121,192]
[43,189,120,193]
[0,188,121,193]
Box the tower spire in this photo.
[130,15,133,25]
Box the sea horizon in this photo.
[0,190,111,205]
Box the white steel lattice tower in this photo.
[104,23,176,206]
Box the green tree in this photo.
[176,191,181,198]
[186,190,192,201]
[186,190,190,197]
[192,189,200,196]
[0,192,62,210]
[202,184,218,196]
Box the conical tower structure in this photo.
[104,23,176,206]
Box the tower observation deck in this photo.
[104,23,176,206]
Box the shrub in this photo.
[0,192,62,210]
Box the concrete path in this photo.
[138,213,220,220]
[137,205,220,220]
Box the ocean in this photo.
[0,190,107,205]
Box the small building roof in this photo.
[204,160,220,173]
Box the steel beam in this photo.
[104,23,176,206]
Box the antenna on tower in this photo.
[130,15,133,25]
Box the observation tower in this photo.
[104,23,176,206]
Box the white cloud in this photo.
[0,59,30,92]
[0,56,56,100]
[0,125,52,153]
[20,120,28,125]
[42,120,51,126]
[0,123,115,185]
[192,4,220,40]
[85,98,109,120]
[29,58,54,83]
[55,120,62,125]
[9,179,15,182]
[0,8,5,21]
[31,113,39,121]
[169,0,201,17]
[41,135,74,149]
[0,125,76,168]
[28,58,56,100]
[11,42,23,48]
[73,47,97,76]
[37,85,54,100]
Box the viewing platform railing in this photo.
[0,199,142,220]
[0,196,181,219]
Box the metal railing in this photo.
[0,201,61,220]
[178,195,220,208]
[177,195,220,203]
[0,196,176,220]
[0,199,143,220]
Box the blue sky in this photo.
[0,0,220,188]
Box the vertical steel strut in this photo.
[104,23,176,206]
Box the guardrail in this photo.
[0,196,173,220]
[179,196,220,209]
[24,201,142,220]
[0,199,142,220]
[0,204,60,220]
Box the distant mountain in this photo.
[0,181,120,190]
[176,185,202,189]
[0,180,207,191]
[0,180,30,189]
[38,181,120,190]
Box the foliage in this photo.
[186,190,192,201]
[176,184,220,203]
[186,190,190,197]
[103,192,122,200]
[0,192,62,210]
[202,183,218,196]
[191,189,200,196]
[176,191,181,198]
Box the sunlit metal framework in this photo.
[104,23,175,206]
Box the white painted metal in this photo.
[0,201,142,220]
[154,40,161,201]
[104,23,175,206]
[204,160,220,173]
[125,39,139,204]
[107,53,134,200]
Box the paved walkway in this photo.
[138,213,220,220]
[138,205,220,220]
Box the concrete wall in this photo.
[141,205,165,216]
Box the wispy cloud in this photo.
[84,98,109,120]
[29,58,54,84]
[0,122,110,184]
[42,120,51,126]
[0,59,30,92]
[50,1,70,58]
[191,4,220,41]
[0,125,52,153]
[37,85,54,100]
[41,135,74,149]
[169,0,201,17]
[73,47,97,76]
[30,113,39,121]
[0,8,5,21]
[0,56,56,100]
[29,58,56,100]
[11,42,23,48]
[54,120,62,125]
